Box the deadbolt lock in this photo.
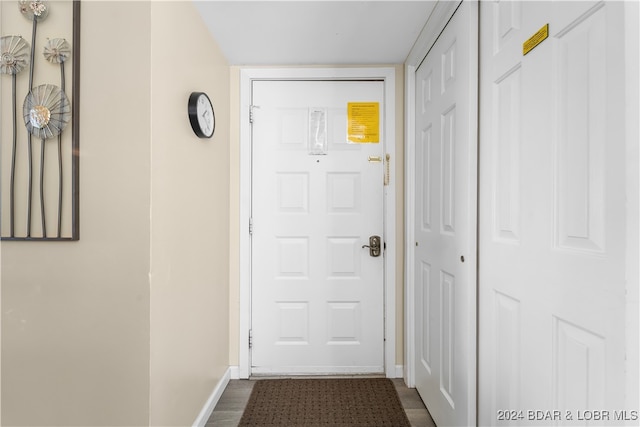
[362,235,382,257]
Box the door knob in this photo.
[362,235,381,257]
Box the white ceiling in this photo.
[194,1,437,65]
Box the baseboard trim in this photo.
[394,365,404,379]
[229,365,240,379]
[192,367,231,427]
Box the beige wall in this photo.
[228,68,242,368]
[228,65,406,368]
[1,2,152,425]
[149,1,230,425]
[1,1,231,425]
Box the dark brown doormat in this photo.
[238,378,411,426]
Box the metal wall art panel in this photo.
[0,0,80,240]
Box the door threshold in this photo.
[249,373,387,380]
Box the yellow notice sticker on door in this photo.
[523,24,549,56]
[347,102,379,143]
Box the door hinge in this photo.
[249,105,259,124]
[249,217,254,235]
[248,329,253,348]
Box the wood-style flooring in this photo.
[207,378,436,426]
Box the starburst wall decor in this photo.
[0,1,80,240]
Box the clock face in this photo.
[188,92,215,138]
[197,95,214,137]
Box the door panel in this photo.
[414,2,477,425]
[479,1,631,425]
[251,80,385,375]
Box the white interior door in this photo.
[479,1,635,425]
[413,2,477,426]
[251,80,385,375]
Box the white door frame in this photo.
[239,67,397,379]
[403,1,478,408]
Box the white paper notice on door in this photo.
[309,108,328,155]
[347,102,379,143]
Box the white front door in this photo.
[250,80,385,375]
[413,2,477,426]
[479,1,635,424]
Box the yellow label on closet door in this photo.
[347,102,379,143]
[522,24,549,56]
[523,24,549,55]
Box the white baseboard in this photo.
[229,365,240,379]
[192,367,231,427]
[395,365,404,378]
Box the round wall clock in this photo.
[188,92,215,138]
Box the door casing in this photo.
[239,67,397,379]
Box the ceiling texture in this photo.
[194,1,437,65]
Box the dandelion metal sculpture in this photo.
[1,35,30,237]
[44,38,71,237]
[0,0,79,240]
[19,0,49,237]
[23,84,70,237]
